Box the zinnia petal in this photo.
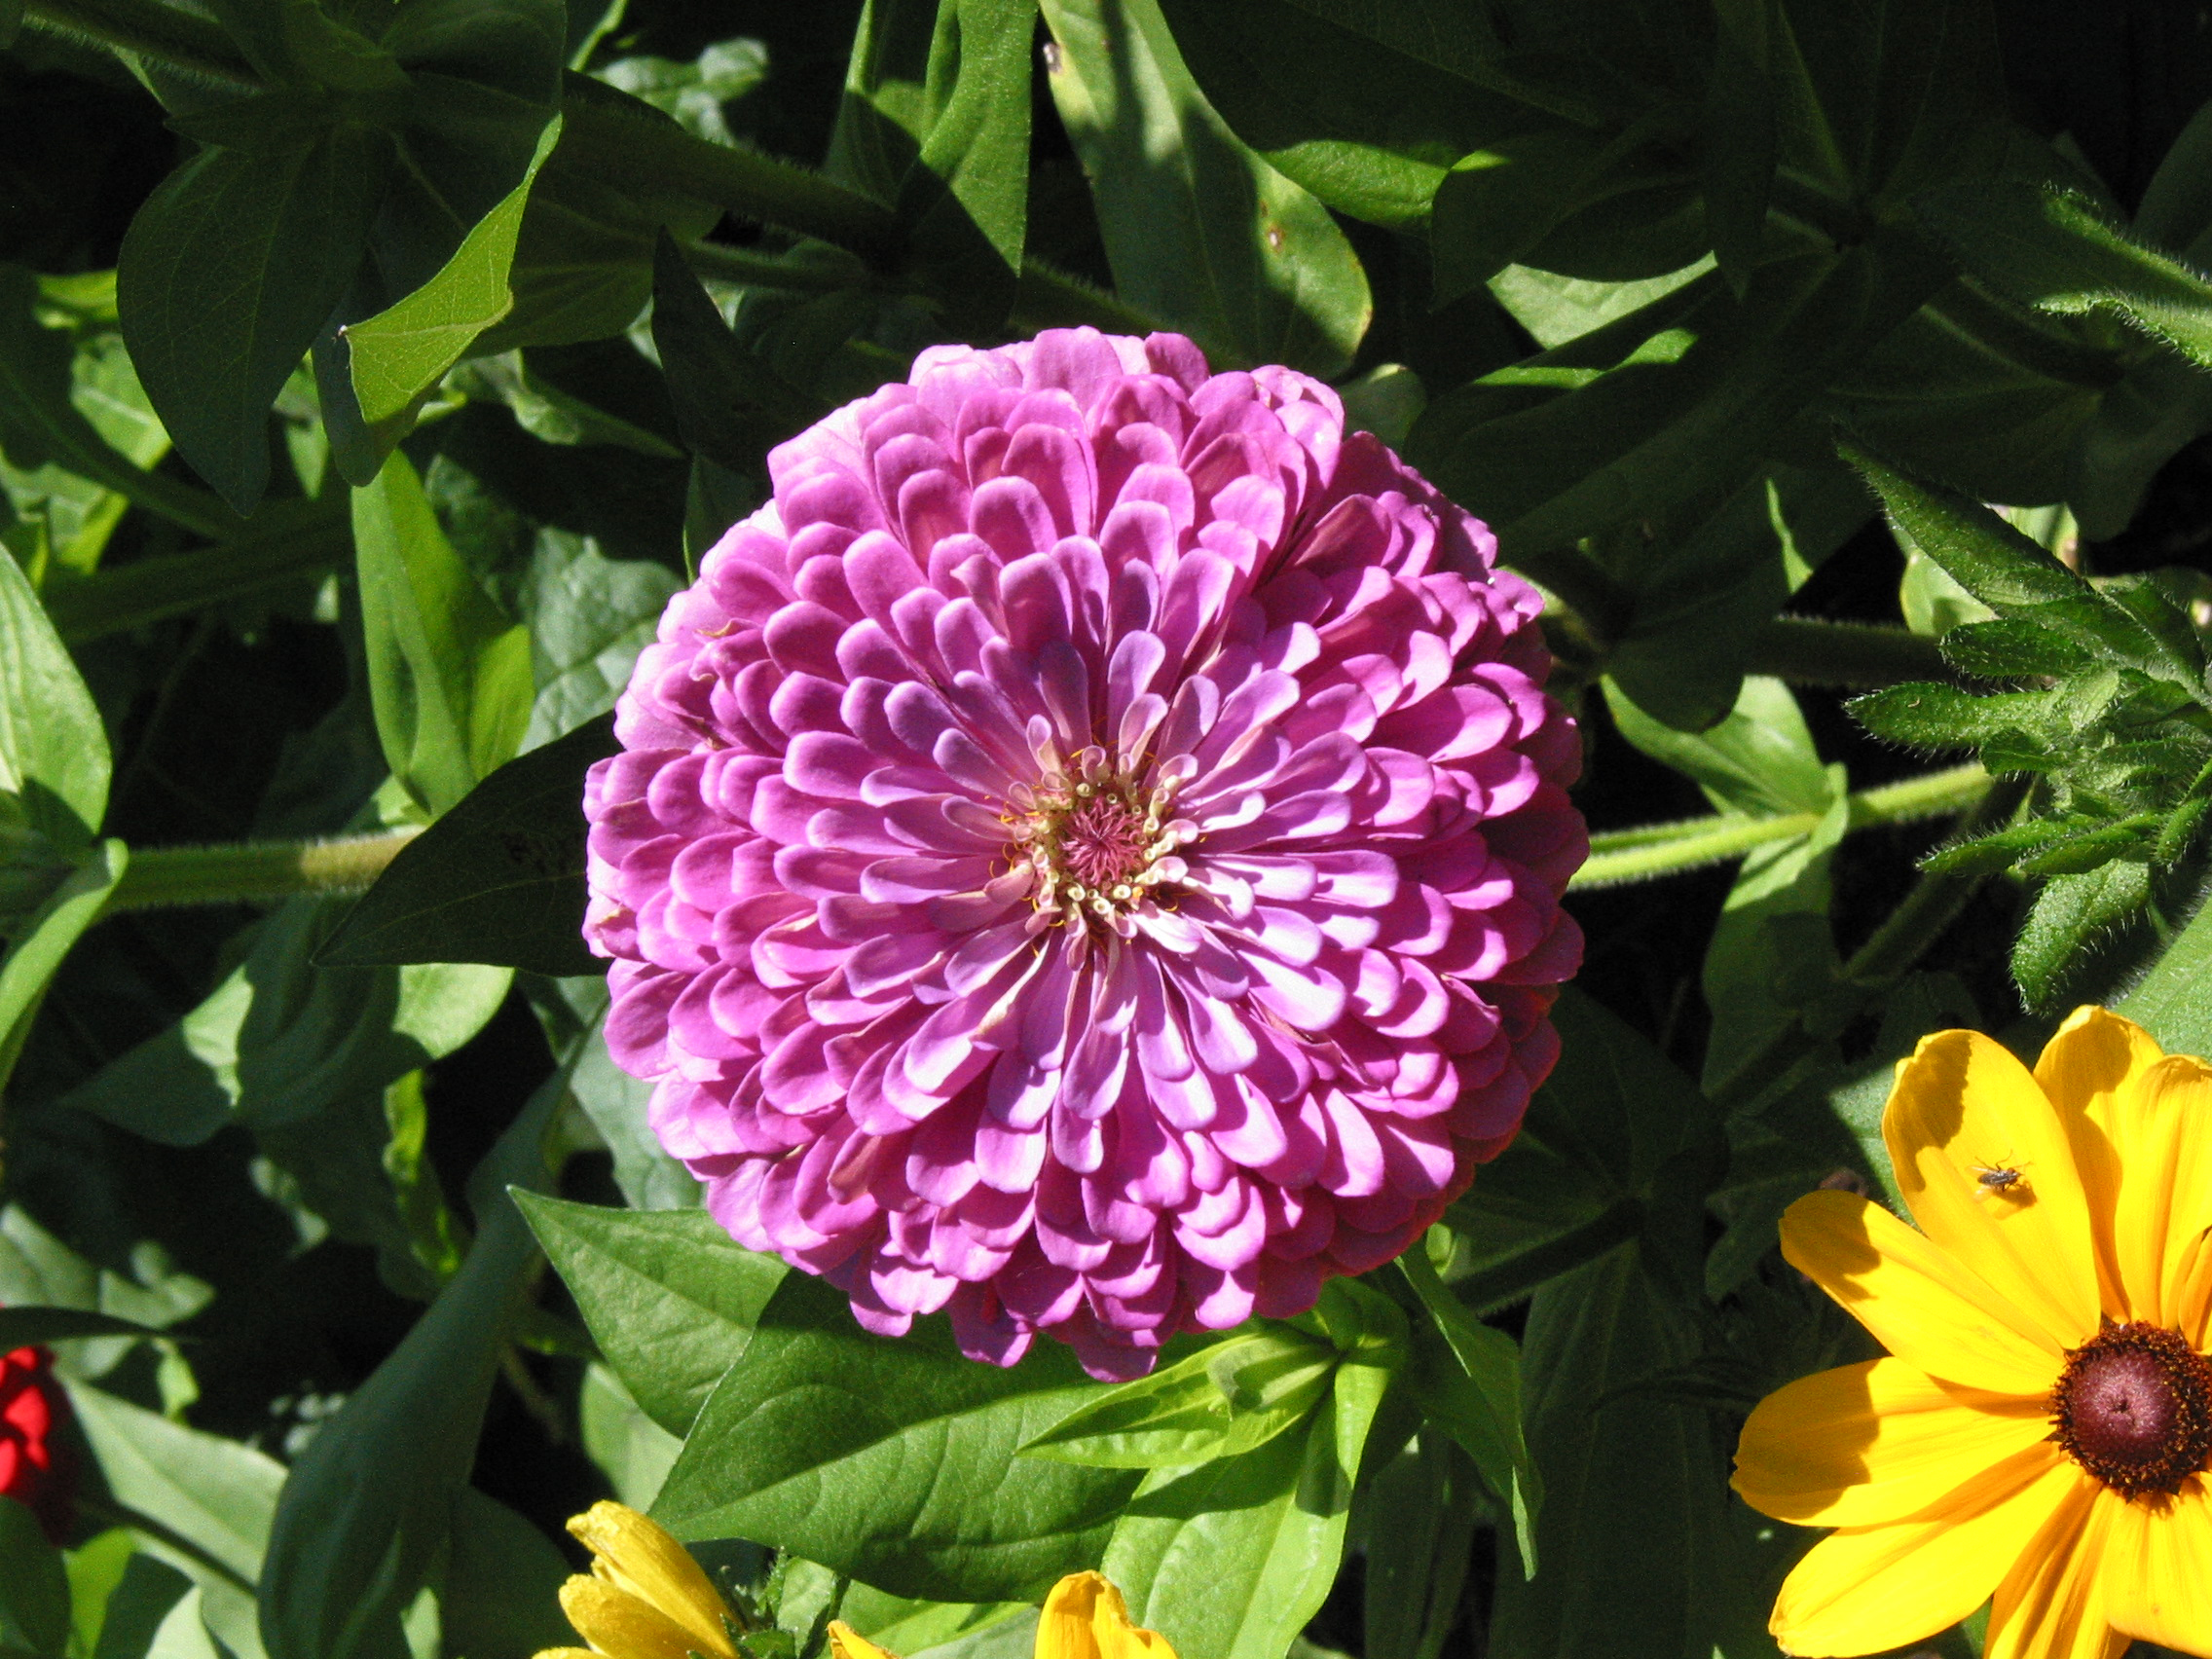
[1732,1356,2053,1527]
[1882,1030,2100,1348]
[2105,1479,2212,1652]
[1037,1571,1176,1659]
[1779,1190,2067,1396]
[1983,1478,2125,1659]
[1768,1449,2078,1657]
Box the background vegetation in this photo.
[7,2,2212,1658]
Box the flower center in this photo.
[2049,1320,2212,1498]
[1010,753,1195,928]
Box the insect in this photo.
[1971,1162,2029,1201]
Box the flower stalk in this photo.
[1573,762,1990,889]
[104,831,418,913]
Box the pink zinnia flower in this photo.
[584,329,1585,1379]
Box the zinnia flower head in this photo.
[0,1344,71,1543]
[584,327,1585,1378]
[535,1500,738,1659]
[832,1571,1173,1659]
[1733,1008,2212,1658]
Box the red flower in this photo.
[0,1346,73,1541]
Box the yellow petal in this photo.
[2035,1008,2164,1314]
[1733,1357,2053,1527]
[829,1623,899,1659]
[561,1577,708,1659]
[2174,1227,2212,1348]
[2105,1056,2212,1326]
[1884,1031,2100,1348]
[2105,1479,2212,1652]
[1770,1446,2078,1657]
[568,1503,735,1659]
[532,1649,604,1659]
[1984,1477,2127,1659]
[1037,1574,1176,1659]
[1780,1190,2066,1396]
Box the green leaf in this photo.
[1039,0,1371,375]
[901,0,1034,324]
[67,1382,282,1659]
[353,449,535,817]
[595,40,768,147]
[1487,259,1714,352]
[1396,1247,1536,1573]
[1918,177,2212,370]
[438,1489,573,1659]
[1019,1329,1335,1469]
[2118,884,2212,1055]
[516,1193,786,1438]
[1150,0,1585,228]
[2014,860,2154,1013]
[341,115,565,431]
[86,1554,193,1659]
[647,235,819,474]
[0,1495,67,1659]
[1605,675,1834,819]
[0,1307,174,1348]
[117,129,388,515]
[1605,462,1871,732]
[1489,1246,1775,1659]
[60,895,510,1148]
[317,713,616,975]
[258,1067,563,1659]
[0,535,109,846]
[1843,441,2204,693]
[579,1363,684,1510]
[1098,1347,1385,1659]
[0,841,128,1094]
[1360,1436,1480,1659]
[1445,989,1723,1312]
[652,1272,1137,1602]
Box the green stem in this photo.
[107,831,419,911]
[20,0,259,87]
[555,80,903,263]
[679,239,873,293]
[1703,772,2033,1113]
[45,498,351,644]
[1572,762,1989,889]
[1744,616,1950,688]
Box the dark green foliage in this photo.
[1842,444,2212,1006]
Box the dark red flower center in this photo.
[2050,1321,2212,1497]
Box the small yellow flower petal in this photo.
[1769,1448,2077,1657]
[2105,1480,2212,1652]
[560,1577,709,1659]
[2034,1007,2163,1312]
[1884,1031,2100,1348]
[1780,1190,2065,1396]
[2174,1226,2212,1348]
[1037,1573,1176,1659]
[828,1622,899,1659]
[1733,1357,2052,1527]
[530,1648,604,1659]
[568,1502,736,1659]
[2106,1056,2212,1328]
[1984,1479,2125,1659]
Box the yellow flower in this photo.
[534,1501,739,1659]
[1732,1008,2212,1659]
[830,1574,1174,1659]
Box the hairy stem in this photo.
[1572,762,1989,889]
[555,83,903,263]
[107,831,419,912]
[1744,616,1951,688]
